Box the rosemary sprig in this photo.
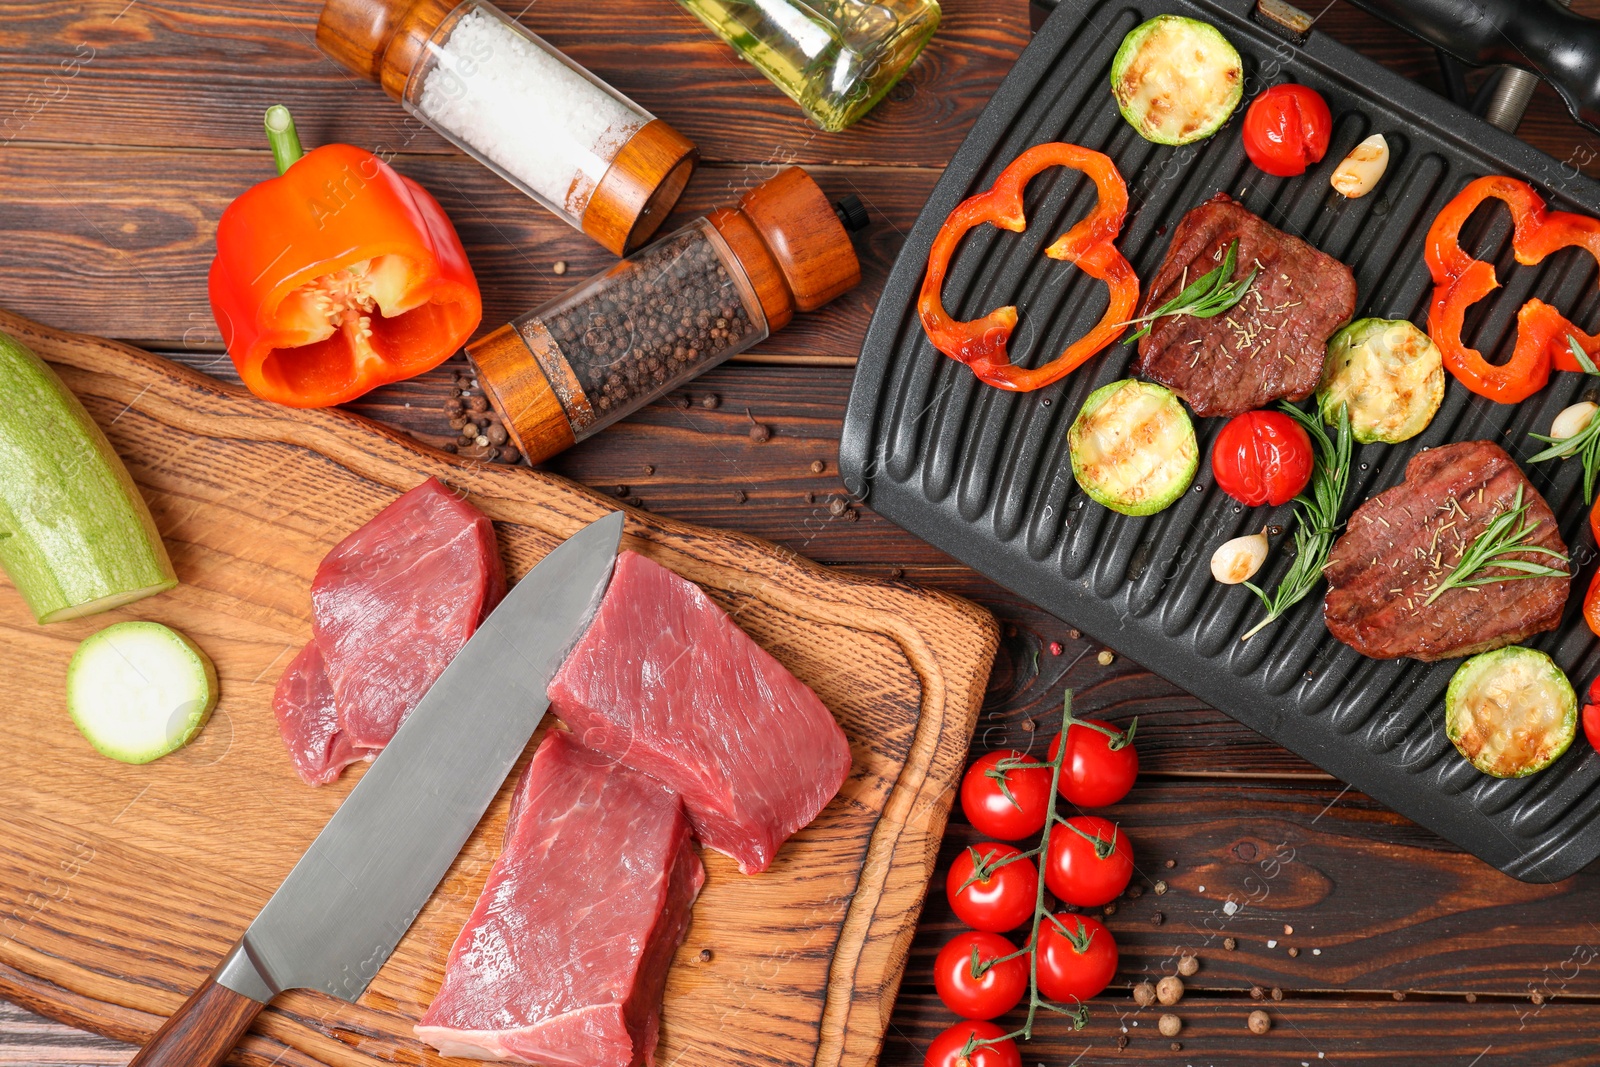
[1527,334,1600,503]
[1422,484,1568,606]
[1241,402,1353,641]
[1121,239,1260,343]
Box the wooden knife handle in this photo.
[129,962,267,1067]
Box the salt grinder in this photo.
[316,0,697,255]
[472,167,868,464]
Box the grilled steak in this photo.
[1323,441,1570,661]
[1135,194,1356,418]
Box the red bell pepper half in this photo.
[209,106,481,408]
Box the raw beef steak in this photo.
[547,550,851,874]
[416,730,701,1067]
[1323,441,1570,660]
[1135,194,1356,418]
[272,478,504,784]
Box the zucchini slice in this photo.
[1111,15,1243,146]
[0,329,177,623]
[1445,646,1576,779]
[67,621,217,764]
[1317,318,1444,444]
[1069,379,1198,516]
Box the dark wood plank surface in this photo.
[7,0,1600,1062]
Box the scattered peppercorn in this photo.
[1224,937,1237,951]
[804,491,815,503]
[733,489,747,504]
[1287,947,1299,958]
[474,434,489,447]
[1153,880,1167,895]
[1156,977,1184,1006]
[811,459,826,473]
[1103,902,1118,916]
[829,497,847,516]
[1250,986,1265,1000]
[1164,859,1176,869]
[844,508,858,522]
[1127,884,1143,899]
[1020,718,1036,732]
[1132,982,1156,1007]
[1097,650,1115,666]
[1169,1042,1182,1052]
[1271,987,1284,1002]
[498,446,521,463]
[1115,1035,1128,1050]
[613,485,629,497]
[441,441,458,454]
[1151,912,1164,926]
[1465,993,1477,1003]
[1067,628,1082,639]
[698,948,712,962]
[487,423,509,446]
[1531,991,1546,1006]
[673,394,692,409]
[701,393,720,409]
[1283,924,1294,936]
[1157,1014,1181,1037]
[467,395,488,413]
[749,422,771,443]
[1392,991,1405,1001]
[553,260,568,275]
[462,422,480,439]
[889,567,904,579]
[444,396,464,414]
[643,464,654,474]
[1178,955,1198,977]
[1247,1010,1270,1035]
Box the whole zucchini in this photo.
[0,330,177,623]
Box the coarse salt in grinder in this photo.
[316,0,697,255]
[472,167,867,464]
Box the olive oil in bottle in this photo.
[677,0,939,132]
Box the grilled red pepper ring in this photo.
[1586,497,1600,638]
[1425,175,1600,404]
[917,142,1139,392]
[210,108,481,408]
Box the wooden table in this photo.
[4,1,1600,1063]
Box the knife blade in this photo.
[128,509,624,1067]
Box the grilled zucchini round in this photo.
[1110,16,1243,146]
[1069,379,1197,516]
[1317,318,1444,444]
[1445,646,1576,779]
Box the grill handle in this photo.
[1341,0,1600,134]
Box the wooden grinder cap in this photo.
[708,167,861,332]
[316,0,457,100]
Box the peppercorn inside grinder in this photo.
[472,166,866,464]
[316,0,696,255]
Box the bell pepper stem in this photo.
[264,105,304,175]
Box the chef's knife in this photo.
[127,510,625,1067]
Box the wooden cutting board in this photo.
[0,309,997,1067]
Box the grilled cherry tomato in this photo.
[1033,913,1119,1003]
[1242,84,1332,177]
[924,1021,1022,1067]
[1045,815,1134,907]
[961,749,1053,840]
[947,843,1040,933]
[934,930,1029,1020]
[1047,718,1138,808]
[1211,409,1314,507]
[1583,676,1600,754]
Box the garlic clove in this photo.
[1212,530,1270,585]
[1330,134,1390,199]
[1551,401,1599,441]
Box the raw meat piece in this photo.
[1324,441,1569,660]
[416,730,702,1067]
[272,478,505,784]
[271,642,375,786]
[547,550,851,874]
[311,478,505,750]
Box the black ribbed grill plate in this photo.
[841,0,1600,881]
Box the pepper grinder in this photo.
[317,0,697,255]
[472,167,868,464]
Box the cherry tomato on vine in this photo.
[947,843,1039,933]
[1242,83,1332,177]
[933,930,1028,1020]
[923,1021,1022,1067]
[1045,815,1134,907]
[1047,717,1138,808]
[1032,913,1119,1003]
[1211,409,1314,507]
[960,749,1052,841]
